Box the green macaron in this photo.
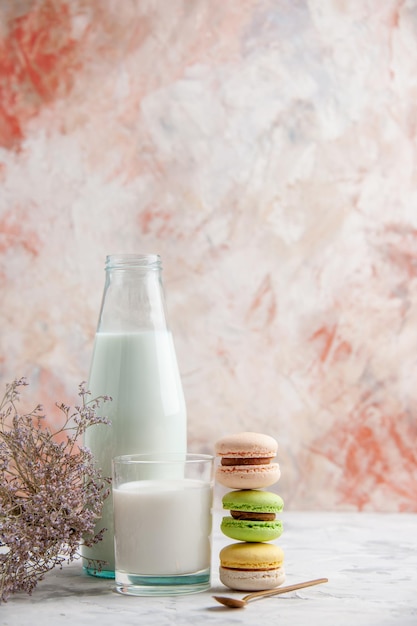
[221,489,284,542]
[222,489,284,515]
[221,517,283,542]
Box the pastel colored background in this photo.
[1,0,416,511]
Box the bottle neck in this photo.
[105,254,161,272]
[97,255,169,333]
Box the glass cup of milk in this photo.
[112,453,214,596]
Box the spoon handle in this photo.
[243,577,328,603]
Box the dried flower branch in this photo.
[0,378,112,603]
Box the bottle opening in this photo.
[105,254,161,271]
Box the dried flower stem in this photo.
[0,378,111,603]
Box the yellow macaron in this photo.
[219,542,285,591]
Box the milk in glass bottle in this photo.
[82,254,187,577]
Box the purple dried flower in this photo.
[0,379,112,603]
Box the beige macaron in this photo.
[215,432,280,489]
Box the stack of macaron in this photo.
[215,431,285,591]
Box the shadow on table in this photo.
[11,566,115,603]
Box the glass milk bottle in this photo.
[82,254,187,577]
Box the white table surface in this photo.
[2,511,416,626]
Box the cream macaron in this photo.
[215,432,280,489]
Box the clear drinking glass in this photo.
[112,453,214,596]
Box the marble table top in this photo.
[2,511,416,626]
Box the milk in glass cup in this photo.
[112,453,214,596]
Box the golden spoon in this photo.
[213,577,328,608]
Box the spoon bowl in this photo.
[213,577,328,608]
